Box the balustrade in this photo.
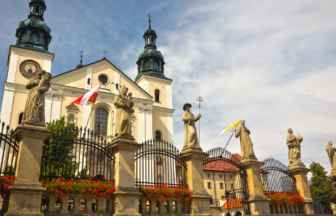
[41,193,113,215]
[139,197,187,215]
[269,202,306,215]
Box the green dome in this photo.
[137,48,163,60]
[143,29,157,37]
[18,19,51,34]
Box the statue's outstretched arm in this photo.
[182,112,190,123]
[26,79,39,89]
[194,115,201,122]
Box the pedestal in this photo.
[288,165,314,214]
[108,137,142,216]
[241,158,271,215]
[180,146,211,216]
[5,125,53,216]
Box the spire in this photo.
[134,18,171,82]
[76,51,84,69]
[14,0,52,53]
[147,14,152,29]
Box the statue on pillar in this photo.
[235,120,257,161]
[287,128,304,167]
[182,103,201,148]
[114,86,134,139]
[22,70,52,125]
[326,141,336,175]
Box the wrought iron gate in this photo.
[260,158,296,193]
[204,147,250,215]
[134,139,187,187]
[0,122,18,176]
[40,127,115,181]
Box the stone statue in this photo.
[114,86,134,139]
[235,120,257,161]
[326,141,336,174]
[182,103,201,148]
[287,128,304,167]
[22,70,52,125]
[99,122,103,134]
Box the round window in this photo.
[98,75,108,84]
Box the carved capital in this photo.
[54,94,63,101]
[45,93,53,100]
[145,109,152,115]
[139,108,145,113]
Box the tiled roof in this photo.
[203,154,242,172]
[220,198,243,210]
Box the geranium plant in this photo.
[41,178,116,200]
[0,176,16,198]
[265,192,305,206]
[138,184,192,202]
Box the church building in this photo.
[0,0,174,144]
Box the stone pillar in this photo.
[288,165,314,214]
[180,146,211,216]
[241,158,271,215]
[5,125,53,216]
[108,137,142,216]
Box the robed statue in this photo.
[182,103,201,148]
[287,128,304,167]
[114,86,134,139]
[326,141,336,174]
[235,120,257,161]
[22,70,52,125]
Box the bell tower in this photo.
[1,0,54,127]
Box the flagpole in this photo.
[83,104,95,137]
[220,132,234,157]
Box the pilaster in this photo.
[108,137,142,216]
[5,125,53,216]
[288,165,314,214]
[241,158,271,215]
[180,146,211,216]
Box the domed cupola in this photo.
[134,15,171,82]
[14,0,52,53]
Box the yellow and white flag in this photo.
[220,120,241,134]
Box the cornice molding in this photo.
[136,74,173,85]
[10,46,54,60]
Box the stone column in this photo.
[288,165,314,214]
[108,137,142,216]
[241,158,271,215]
[5,125,53,216]
[180,146,211,216]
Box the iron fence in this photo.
[40,127,115,181]
[134,139,187,188]
[0,122,18,176]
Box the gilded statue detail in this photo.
[22,70,52,125]
[182,103,201,148]
[326,141,336,175]
[114,86,134,139]
[235,120,257,161]
[287,128,304,167]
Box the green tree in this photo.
[40,116,79,179]
[2,165,15,176]
[309,162,335,200]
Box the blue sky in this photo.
[1,0,336,178]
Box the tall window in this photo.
[67,114,75,124]
[155,130,161,140]
[20,32,28,43]
[220,183,224,189]
[153,61,159,70]
[208,182,211,189]
[155,89,160,102]
[95,108,108,136]
[144,61,150,70]
[30,32,39,44]
[18,113,23,124]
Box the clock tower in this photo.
[1,0,54,126]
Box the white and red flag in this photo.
[71,84,101,106]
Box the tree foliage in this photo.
[40,116,79,179]
[309,162,335,200]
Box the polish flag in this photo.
[71,84,101,106]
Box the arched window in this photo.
[18,113,23,124]
[35,6,40,15]
[95,108,108,136]
[67,113,75,124]
[30,32,39,44]
[153,61,159,71]
[20,32,28,43]
[41,36,47,49]
[155,130,161,140]
[155,89,160,102]
[144,61,150,70]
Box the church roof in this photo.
[51,58,153,99]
